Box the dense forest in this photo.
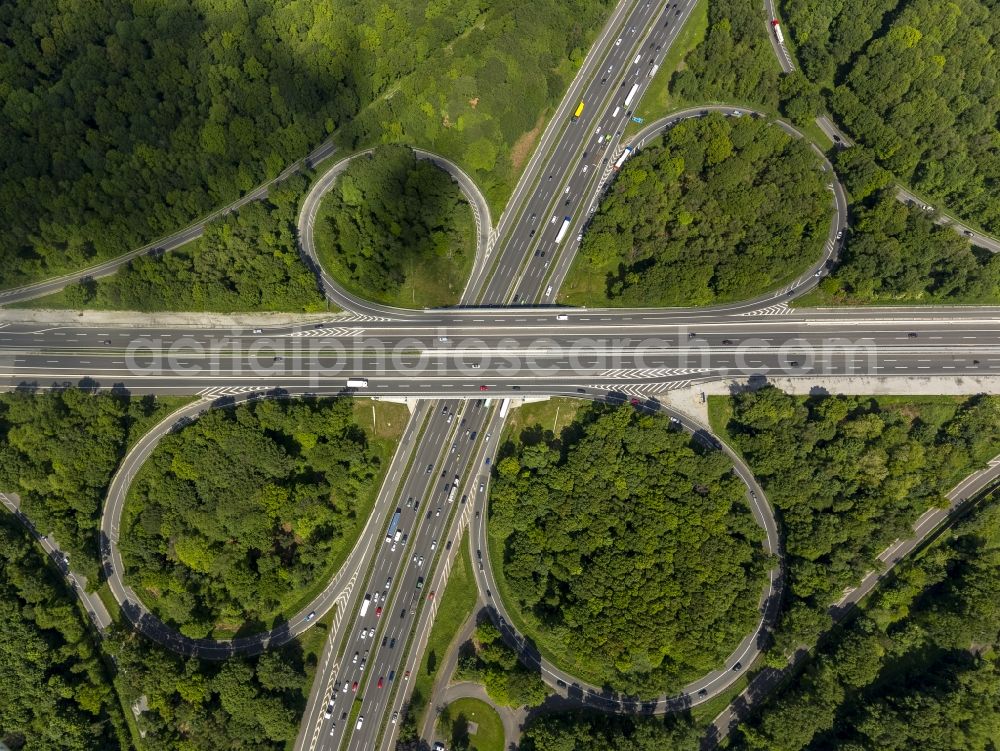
[0,516,128,750]
[519,711,699,751]
[108,626,308,748]
[489,404,766,695]
[731,489,1000,751]
[314,146,476,307]
[1,0,612,289]
[120,398,384,636]
[805,190,1000,305]
[455,621,547,708]
[719,388,1000,652]
[28,173,326,313]
[564,114,829,306]
[670,0,783,110]
[784,0,1000,233]
[0,389,186,582]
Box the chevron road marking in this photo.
[588,380,694,396]
[288,327,366,338]
[741,303,792,316]
[596,367,710,379]
[195,386,269,399]
[335,314,392,323]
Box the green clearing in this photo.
[500,397,585,444]
[411,534,479,727]
[436,697,505,751]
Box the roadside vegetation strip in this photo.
[488,401,768,697]
[560,111,832,307]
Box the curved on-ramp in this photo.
[98,392,417,659]
[296,147,493,318]
[470,397,784,715]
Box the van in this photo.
[355,716,364,730]
[556,314,569,321]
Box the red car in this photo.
[404,670,410,680]
[479,385,489,391]
[375,606,382,617]
[630,397,640,406]
[351,681,358,692]
[377,677,384,689]
[427,590,435,601]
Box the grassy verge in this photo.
[624,0,710,139]
[791,285,1000,308]
[501,397,585,443]
[691,674,748,727]
[411,534,478,727]
[436,697,505,751]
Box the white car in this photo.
[324,702,334,719]
[360,628,367,640]
[368,627,375,638]
[431,539,437,550]
[615,37,622,45]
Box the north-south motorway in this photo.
[2,0,999,748]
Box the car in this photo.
[305,611,316,621]
[342,681,349,693]
[630,397,640,406]
[389,638,396,648]
[428,590,436,600]
[418,555,424,565]
[836,230,843,239]
[377,676,384,689]
[252,328,263,334]
[352,652,359,664]
[413,500,420,511]
[360,627,367,640]
[722,339,735,345]
[426,464,433,474]
[400,608,407,618]
[375,606,382,617]
[479,481,485,492]
[329,725,336,736]
[405,496,413,507]
[385,576,392,589]
[964,229,973,237]
[529,229,535,236]
[391,711,398,724]
[447,413,453,423]
[431,539,437,550]
[577,388,586,394]
[273,355,283,362]
[908,332,918,338]
[355,715,364,730]
[382,636,388,647]
[324,702,334,719]
[480,385,489,391]
[485,457,491,465]
[438,336,448,342]
[451,443,457,453]
[698,688,708,697]
[404,670,411,680]
[607,65,613,73]
[733,661,742,671]
[472,362,481,369]
[615,37,622,45]
[435,507,441,517]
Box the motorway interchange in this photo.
[2,0,1000,749]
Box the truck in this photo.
[447,476,459,504]
[613,146,633,170]
[771,19,783,44]
[385,508,401,543]
[499,398,511,419]
[359,594,372,617]
[623,83,639,107]
[572,101,585,121]
[648,63,659,78]
[346,378,368,389]
[555,216,572,244]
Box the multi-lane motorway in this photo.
[2,0,1000,747]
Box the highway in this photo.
[473,0,701,306]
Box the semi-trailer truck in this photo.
[555,217,572,243]
[346,378,368,388]
[359,594,372,617]
[623,83,639,107]
[771,19,784,44]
